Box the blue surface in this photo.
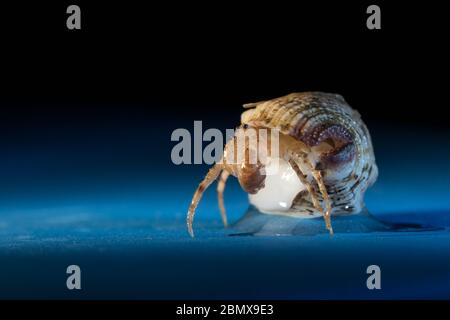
[1,122,450,299]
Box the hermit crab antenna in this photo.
[187,163,223,237]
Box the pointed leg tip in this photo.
[187,217,195,238]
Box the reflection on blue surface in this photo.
[0,122,450,299]
[230,206,445,236]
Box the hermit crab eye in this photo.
[243,124,249,129]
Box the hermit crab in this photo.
[187,92,378,236]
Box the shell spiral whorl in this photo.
[241,92,378,216]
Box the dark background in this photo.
[1,1,447,124]
[1,1,447,207]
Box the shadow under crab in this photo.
[228,206,443,236]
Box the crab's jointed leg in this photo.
[288,157,325,221]
[310,169,333,232]
[187,163,222,237]
[289,152,334,235]
[217,169,230,228]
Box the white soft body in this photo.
[248,157,306,214]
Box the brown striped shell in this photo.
[240,92,378,216]
[186,91,378,237]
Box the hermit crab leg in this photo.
[289,153,333,234]
[310,169,333,230]
[302,157,334,234]
[217,170,230,227]
[287,157,325,220]
[187,163,223,237]
[303,158,333,234]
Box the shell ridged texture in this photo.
[242,92,378,215]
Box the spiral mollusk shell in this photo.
[241,92,378,216]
